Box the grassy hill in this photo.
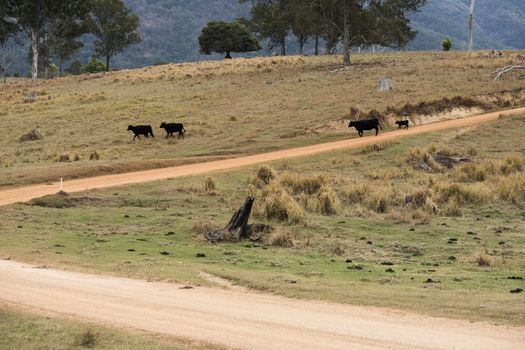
[2,52,525,187]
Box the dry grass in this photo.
[475,253,494,267]
[270,228,295,248]
[2,51,525,187]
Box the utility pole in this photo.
[468,0,475,53]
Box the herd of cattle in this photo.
[126,118,410,141]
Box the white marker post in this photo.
[60,177,63,192]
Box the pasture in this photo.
[1,114,524,326]
[1,52,525,187]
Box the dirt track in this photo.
[1,107,525,207]
[1,260,524,350]
[2,108,525,349]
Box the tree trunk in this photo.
[299,36,304,56]
[280,38,286,56]
[30,29,39,81]
[205,197,271,242]
[343,0,351,66]
[314,35,319,56]
[59,58,63,77]
[468,0,475,53]
[225,51,232,59]
[106,55,110,71]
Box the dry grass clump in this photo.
[362,141,395,154]
[270,228,295,248]
[78,329,98,348]
[475,253,493,267]
[316,186,339,215]
[497,174,525,204]
[257,183,306,224]
[19,128,43,142]
[73,153,81,162]
[89,151,100,161]
[499,154,524,175]
[280,174,326,195]
[435,183,486,205]
[341,184,368,205]
[204,177,217,193]
[253,165,276,187]
[57,153,71,162]
[454,163,489,182]
[191,219,217,235]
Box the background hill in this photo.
[4,0,525,75]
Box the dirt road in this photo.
[1,107,524,207]
[1,260,524,350]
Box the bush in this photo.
[83,57,106,74]
[435,183,484,204]
[66,60,83,75]
[455,163,487,182]
[442,38,452,51]
[341,184,367,205]
[57,153,71,162]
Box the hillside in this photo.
[3,0,525,75]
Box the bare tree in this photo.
[0,38,18,83]
[468,0,475,53]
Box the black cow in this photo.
[348,118,382,137]
[395,120,410,130]
[127,125,154,140]
[160,122,186,139]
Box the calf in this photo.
[160,122,185,139]
[348,118,382,137]
[395,120,409,130]
[127,125,154,140]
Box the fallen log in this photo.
[206,196,272,243]
[492,66,525,81]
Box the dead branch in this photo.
[492,66,525,81]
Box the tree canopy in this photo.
[199,20,260,59]
[87,0,141,71]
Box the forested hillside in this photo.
[4,0,525,75]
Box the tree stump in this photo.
[206,197,272,243]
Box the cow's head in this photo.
[160,122,166,128]
[348,121,356,128]
[127,125,134,131]
[395,121,401,125]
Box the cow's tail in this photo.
[378,122,384,130]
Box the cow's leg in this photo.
[358,130,363,137]
[375,127,379,136]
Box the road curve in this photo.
[0,260,524,350]
[1,107,524,207]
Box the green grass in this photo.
[0,306,221,349]
[2,51,525,187]
[1,116,525,326]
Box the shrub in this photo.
[191,219,217,235]
[259,183,306,224]
[73,153,81,162]
[66,60,83,75]
[442,38,452,51]
[83,57,106,74]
